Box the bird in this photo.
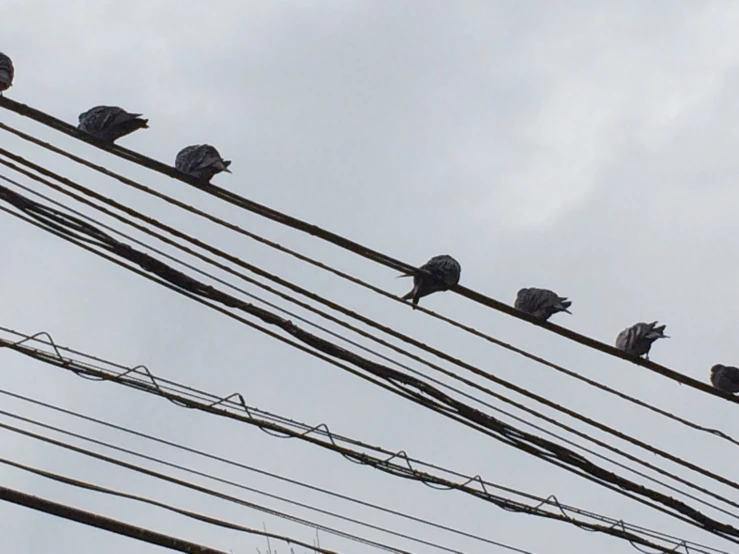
[514,287,572,321]
[0,52,14,95]
[399,254,461,309]
[709,364,739,394]
[615,321,669,360]
[78,106,149,143]
[175,144,232,183]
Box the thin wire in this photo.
[1,177,738,532]
[0,395,525,552]
[0,102,734,403]
[0,416,460,554]
[1,390,729,554]
[1,169,733,528]
[0,387,559,552]
[0,149,734,451]
[0,326,728,553]
[1,208,737,550]
[2,168,737,520]
[0,457,347,554]
[0,485,229,553]
[0,170,739,519]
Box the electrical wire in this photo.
[0,387,585,552]
[1,178,738,543]
[1,166,737,530]
[0,146,735,451]
[0,457,347,554]
[0,420,424,554]
[1,167,737,521]
[0,232,736,554]
[1,69,735,554]
[0,103,734,404]
[0,327,730,553]
[0,485,229,554]
[0,409,536,554]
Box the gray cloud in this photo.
[1,2,738,553]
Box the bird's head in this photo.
[646,322,669,340]
[710,364,725,375]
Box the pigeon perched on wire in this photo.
[514,287,572,321]
[615,321,669,360]
[78,106,149,143]
[709,364,739,394]
[175,144,232,183]
[0,52,14,94]
[399,254,461,309]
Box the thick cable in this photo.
[1,179,738,530]
[0,322,729,552]
[0,410,536,554]
[2,168,737,520]
[0,485,228,553]
[0,148,735,448]
[0,108,733,404]
[0,457,346,554]
[2,164,738,523]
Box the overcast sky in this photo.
[1,1,738,553]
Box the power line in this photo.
[0,179,737,541]
[1,167,736,526]
[3,217,737,554]
[0,387,571,552]
[0,100,734,404]
[3,168,737,523]
[0,328,728,553]
[0,213,736,552]
[0,459,345,554]
[0,485,229,553]
[0,420,422,554]
[0,146,734,452]
[0,409,533,554]
[1,168,736,523]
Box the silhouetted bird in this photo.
[399,254,461,309]
[175,144,231,183]
[78,106,149,143]
[0,52,14,94]
[615,321,669,360]
[709,364,739,394]
[514,287,572,321]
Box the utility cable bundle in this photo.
[1,95,738,553]
[0,326,734,553]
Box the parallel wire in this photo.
[0,418,436,554]
[0,389,527,553]
[0,144,734,450]
[0,457,346,554]
[0,103,734,405]
[1,211,737,553]
[3,99,737,548]
[0,485,229,553]
[1,169,737,527]
[0,326,729,554]
[1,195,738,548]
[0,387,565,552]
[1,175,739,535]
[2,168,737,521]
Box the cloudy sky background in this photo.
[0,1,738,552]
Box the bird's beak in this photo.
[563,308,572,314]
[223,167,232,174]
